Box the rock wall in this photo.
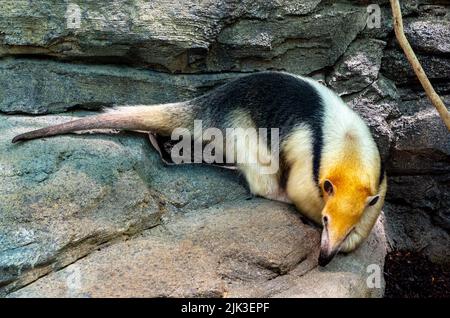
[0,0,449,297]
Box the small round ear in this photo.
[368,195,380,206]
[323,179,334,196]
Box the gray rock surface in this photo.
[7,199,387,298]
[382,12,450,85]
[382,48,450,85]
[0,113,248,296]
[384,93,450,264]
[0,59,239,114]
[327,38,386,96]
[0,1,367,74]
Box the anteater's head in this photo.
[318,173,386,267]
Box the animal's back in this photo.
[193,72,325,139]
[192,71,379,179]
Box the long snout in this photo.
[318,226,340,267]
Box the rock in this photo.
[389,95,450,174]
[381,48,450,85]
[383,202,450,264]
[327,38,386,96]
[209,3,368,74]
[272,218,387,298]
[1,0,227,71]
[0,113,247,295]
[382,13,450,84]
[0,1,367,73]
[404,18,450,55]
[418,5,449,19]
[397,88,450,115]
[384,92,450,264]
[0,58,239,114]
[7,237,226,298]
[7,199,387,298]
[387,175,450,230]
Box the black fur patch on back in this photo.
[193,71,325,188]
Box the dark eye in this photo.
[323,216,329,225]
[323,180,334,195]
[368,195,379,206]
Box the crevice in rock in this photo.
[3,217,165,297]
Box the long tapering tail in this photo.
[12,103,193,143]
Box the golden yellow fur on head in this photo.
[319,133,380,251]
[322,175,371,247]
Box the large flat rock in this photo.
[0,1,366,74]
[8,200,387,298]
[0,59,239,114]
[0,113,247,295]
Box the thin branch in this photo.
[390,0,450,131]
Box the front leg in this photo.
[262,190,292,204]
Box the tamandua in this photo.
[12,71,387,266]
